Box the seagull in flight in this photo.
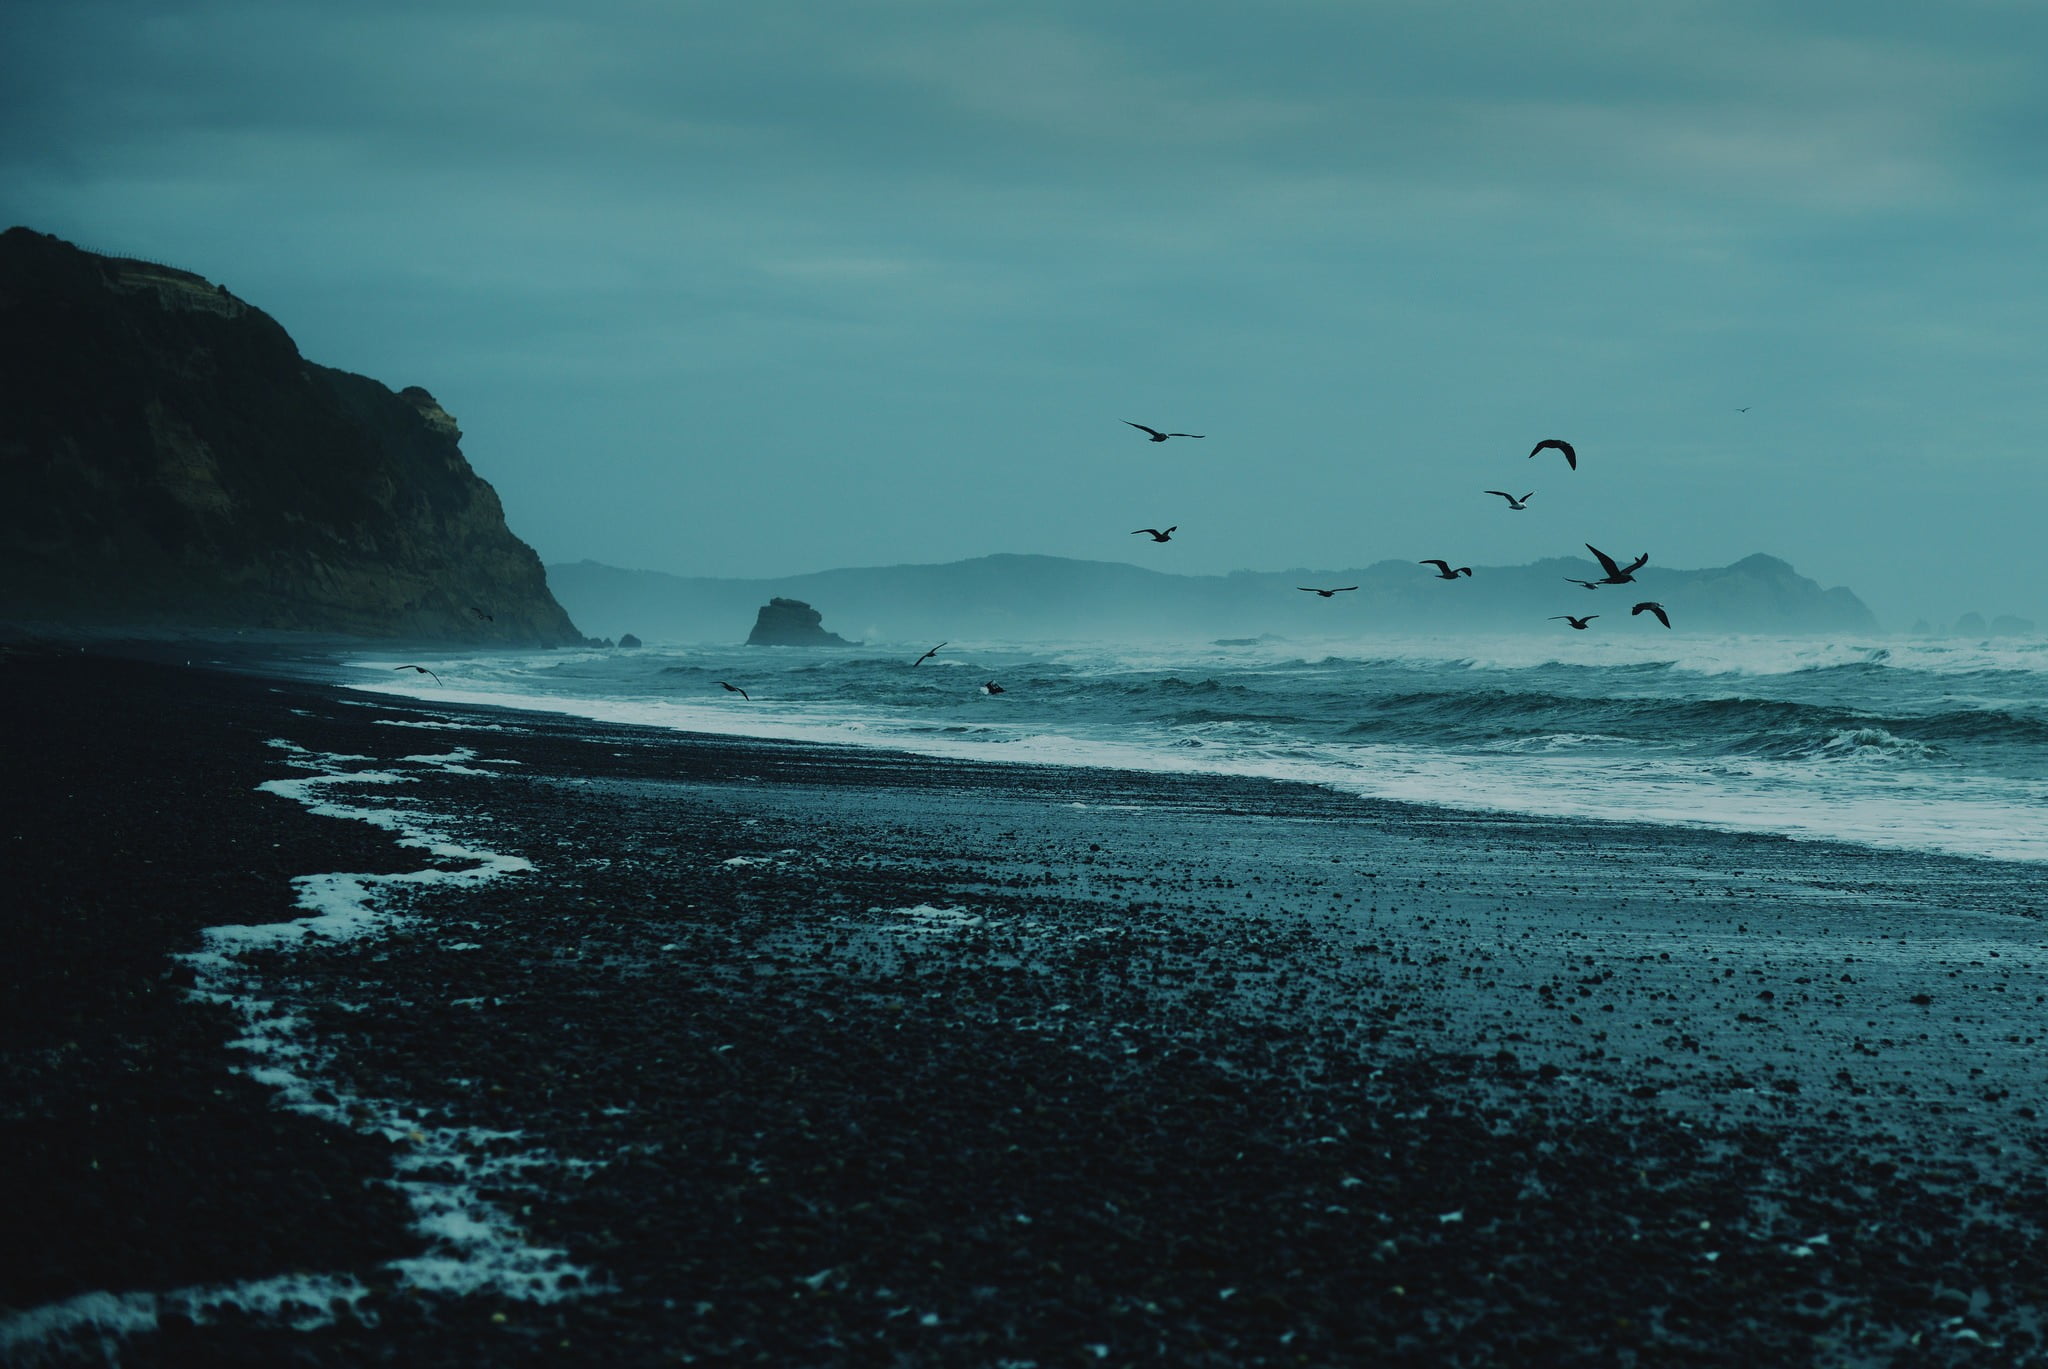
[913,642,946,666]
[982,680,1006,695]
[1586,543,1648,585]
[1564,577,1603,590]
[392,665,442,686]
[1125,422,1204,443]
[1485,490,1534,510]
[1735,407,1751,413]
[1632,602,1672,628]
[1529,438,1577,470]
[468,606,494,623]
[1133,526,1177,542]
[1550,615,1599,630]
[719,681,750,701]
[1298,586,1359,598]
[1420,560,1472,580]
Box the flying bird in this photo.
[982,681,1006,695]
[1586,543,1648,585]
[1550,615,1599,630]
[1735,407,1751,413]
[718,681,750,701]
[468,606,494,623]
[1124,422,1204,442]
[1485,491,1534,510]
[913,642,947,666]
[1529,438,1577,470]
[392,665,442,686]
[1133,526,1177,542]
[1420,560,1472,580]
[1632,601,1672,628]
[1564,577,1603,590]
[1298,586,1359,598]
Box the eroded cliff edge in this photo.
[0,228,582,644]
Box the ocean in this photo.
[350,632,2048,865]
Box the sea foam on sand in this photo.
[0,738,602,1363]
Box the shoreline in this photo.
[318,636,2048,868]
[5,648,2047,1365]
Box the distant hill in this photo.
[548,551,1879,644]
[0,228,583,644]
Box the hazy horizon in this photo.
[5,2,2044,632]
[549,549,2007,636]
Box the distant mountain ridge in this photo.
[0,227,582,644]
[549,551,1878,644]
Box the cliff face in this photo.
[0,228,582,644]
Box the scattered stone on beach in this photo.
[8,650,2048,1367]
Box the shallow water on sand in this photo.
[347,633,2048,864]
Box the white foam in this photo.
[0,1273,370,1363]
[374,718,517,731]
[882,903,985,932]
[3,737,602,1362]
[350,677,2048,863]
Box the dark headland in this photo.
[4,646,2045,1366]
[0,228,582,645]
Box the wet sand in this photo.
[3,649,2046,1366]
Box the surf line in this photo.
[0,739,600,1363]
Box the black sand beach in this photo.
[4,648,2047,1366]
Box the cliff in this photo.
[550,551,1879,644]
[0,227,582,644]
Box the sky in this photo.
[4,0,2045,631]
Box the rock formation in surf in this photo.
[746,597,856,647]
[0,227,583,644]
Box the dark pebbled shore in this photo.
[3,649,2047,1366]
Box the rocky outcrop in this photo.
[746,597,855,647]
[617,633,643,649]
[0,227,582,644]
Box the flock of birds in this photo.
[399,424,1677,703]
[1398,436,1671,634]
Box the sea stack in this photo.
[746,597,856,646]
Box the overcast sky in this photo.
[5,1,2044,629]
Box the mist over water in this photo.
[353,633,2048,865]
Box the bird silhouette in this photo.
[1124,422,1204,442]
[1485,490,1534,510]
[1735,407,1751,413]
[1564,577,1603,590]
[1632,601,1672,628]
[1133,526,1177,542]
[1585,544,1648,585]
[1298,586,1359,597]
[913,642,946,666]
[719,681,750,701]
[468,606,494,623]
[392,665,442,686]
[1529,438,1577,470]
[1550,615,1598,630]
[982,681,1006,695]
[1420,560,1472,580]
